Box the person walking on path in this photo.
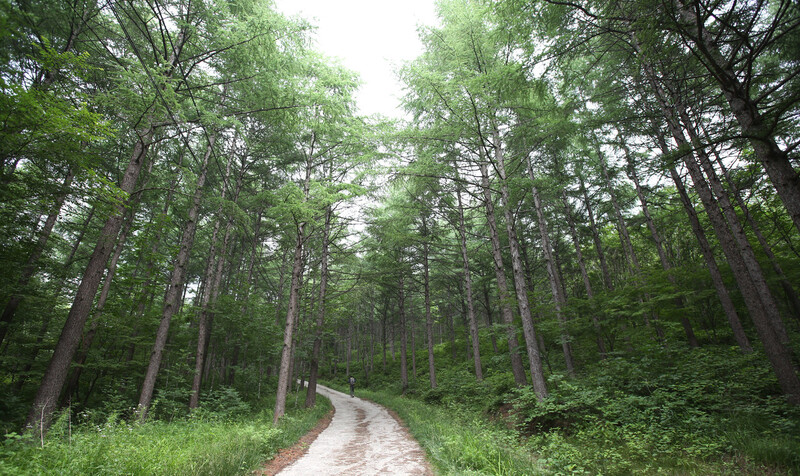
[348,375,355,397]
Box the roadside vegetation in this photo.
[330,336,800,475]
[0,387,330,475]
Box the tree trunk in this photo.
[675,0,800,236]
[137,125,214,421]
[530,175,575,374]
[62,199,138,404]
[25,124,155,433]
[381,295,388,372]
[664,158,751,351]
[273,147,313,424]
[14,207,94,391]
[677,104,791,348]
[477,158,528,387]
[190,141,235,410]
[621,141,698,347]
[597,145,640,275]
[489,134,548,399]
[306,204,332,408]
[646,67,800,404]
[580,176,614,291]
[422,215,437,389]
[398,275,409,394]
[482,283,499,354]
[455,186,483,380]
[706,134,800,322]
[561,190,607,357]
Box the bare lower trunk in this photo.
[580,176,614,291]
[137,128,215,420]
[190,144,235,409]
[456,186,483,380]
[62,199,138,403]
[306,205,332,408]
[665,160,751,351]
[622,143,697,347]
[478,160,528,387]
[26,126,154,433]
[482,284,499,354]
[678,106,791,348]
[676,0,800,236]
[399,276,408,394]
[646,67,799,403]
[274,146,313,423]
[15,208,94,392]
[490,135,547,399]
[707,137,800,323]
[273,226,305,423]
[422,216,436,389]
[530,177,574,374]
[561,191,606,357]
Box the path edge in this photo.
[254,406,335,476]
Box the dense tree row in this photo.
[353,0,799,408]
[0,0,373,435]
[1,0,798,444]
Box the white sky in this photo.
[272,0,438,118]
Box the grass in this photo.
[327,340,800,475]
[0,390,330,476]
[324,381,544,475]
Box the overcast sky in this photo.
[272,0,438,118]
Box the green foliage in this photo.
[509,346,800,474]
[343,333,800,475]
[357,387,544,475]
[192,387,252,420]
[0,390,331,475]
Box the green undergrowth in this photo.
[0,387,331,476]
[509,346,800,475]
[331,341,800,475]
[324,381,544,475]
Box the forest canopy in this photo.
[1,0,799,473]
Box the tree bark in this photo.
[621,141,698,347]
[455,185,483,380]
[189,140,236,410]
[706,135,800,322]
[646,66,800,404]
[25,124,155,433]
[675,0,800,236]
[489,131,548,399]
[477,158,528,386]
[677,104,792,348]
[62,199,138,404]
[398,275,409,394]
[580,176,614,291]
[137,124,215,421]
[421,214,437,389]
[529,171,575,374]
[273,146,313,423]
[14,207,95,392]
[306,204,332,408]
[561,190,607,357]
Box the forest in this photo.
[1,0,799,474]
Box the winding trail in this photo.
[277,384,433,475]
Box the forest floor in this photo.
[257,384,433,476]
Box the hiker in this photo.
[348,375,356,397]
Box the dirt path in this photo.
[276,384,433,475]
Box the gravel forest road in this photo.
[276,384,433,476]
